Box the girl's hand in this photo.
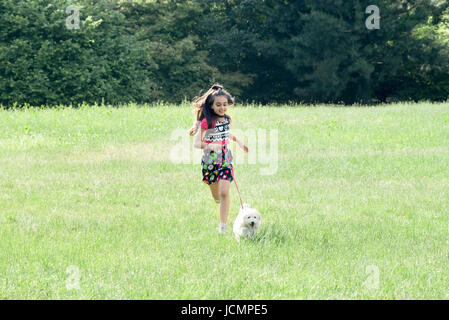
[231,133,248,153]
[188,121,200,136]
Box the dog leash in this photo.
[223,145,244,210]
[231,167,244,210]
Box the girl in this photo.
[190,83,249,234]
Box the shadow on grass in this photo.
[239,223,333,250]
[241,223,300,246]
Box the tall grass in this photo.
[0,102,448,299]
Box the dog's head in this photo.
[239,204,261,229]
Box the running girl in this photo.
[191,83,249,234]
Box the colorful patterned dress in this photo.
[200,117,234,185]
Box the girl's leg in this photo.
[209,181,220,202]
[218,179,231,224]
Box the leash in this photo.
[231,166,244,209]
[223,145,244,209]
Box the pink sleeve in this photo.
[201,118,215,130]
[200,119,208,130]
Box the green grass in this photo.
[0,102,449,299]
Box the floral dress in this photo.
[201,145,233,185]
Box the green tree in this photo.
[0,0,151,107]
[202,0,449,104]
[119,0,217,103]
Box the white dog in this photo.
[233,203,261,242]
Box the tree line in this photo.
[0,0,448,107]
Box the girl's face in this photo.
[211,95,229,117]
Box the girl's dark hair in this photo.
[191,83,234,130]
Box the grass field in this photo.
[1,102,449,299]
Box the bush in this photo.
[0,0,151,107]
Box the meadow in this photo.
[0,102,448,299]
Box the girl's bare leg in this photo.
[209,181,220,202]
[218,179,231,224]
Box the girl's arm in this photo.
[194,128,207,149]
[229,133,249,153]
[229,133,239,143]
[188,120,201,136]
[194,128,221,152]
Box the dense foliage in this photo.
[0,0,448,107]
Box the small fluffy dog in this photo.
[233,203,261,242]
